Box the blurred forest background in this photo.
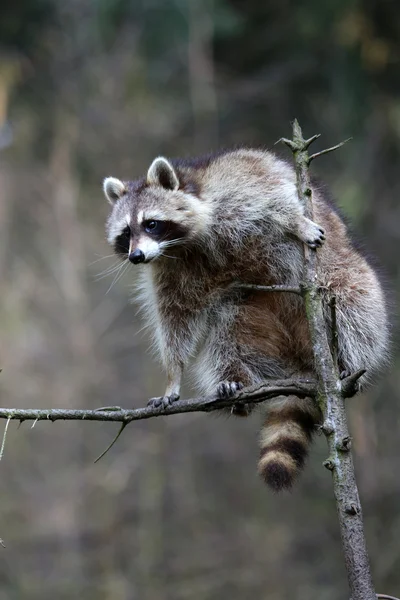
[1,1,400,599]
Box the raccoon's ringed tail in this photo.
[258,396,321,491]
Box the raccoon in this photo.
[103,148,389,491]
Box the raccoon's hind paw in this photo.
[217,381,244,399]
[298,217,326,249]
[147,393,180,409]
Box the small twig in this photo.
[94,422,128,463]
[330,296,338,367]
[308,137,352,164]
[376,594,400,600]
[303,133,322,149]
[0,417,11,461]
[232,283,301,294]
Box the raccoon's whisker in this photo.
[103,264,124,290]
[105,264,128,295]
[89,254,118,266]
[105,261,130,294]
[95,267,122,282]
[161,239,188,249]
[160,253,180,260]
[96,261,122,276]
[95,260,126,280]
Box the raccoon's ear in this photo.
[147,157,179,191]
[103,177,126,204]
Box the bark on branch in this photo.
[0,379,316,425]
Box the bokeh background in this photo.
[1,1,400,599]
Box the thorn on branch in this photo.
[0,417,11,461]
[303,133,321,150]
[321,420,334,436]
[345,503,360,516]
[341,370,366,398]
[336,436,352,452]
[323,459,336,471]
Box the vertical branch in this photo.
[281,121,376,600]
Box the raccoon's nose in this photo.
[129,249,145,264]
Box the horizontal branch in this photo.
[0,379,316,425]
[232,283,301,294]
[0,370,365,428]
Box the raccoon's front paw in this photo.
[299,218,326,249]
[217,381,244,399]
[147,393,180,409]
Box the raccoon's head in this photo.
[104,157,211,265]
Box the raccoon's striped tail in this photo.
[258,396,321,491]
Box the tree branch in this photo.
[308,137,352,164]
[282,120,376,600]
[0,379,316,425]
[232,283,301,294]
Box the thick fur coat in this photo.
[104,148,389,490]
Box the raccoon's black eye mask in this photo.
[114,225,131,255]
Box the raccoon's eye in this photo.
[144,220,167,236]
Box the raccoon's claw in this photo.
[305,226,325,249]
[299,218,326,249]
[217,381,244,399]
[147,393,180,409]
